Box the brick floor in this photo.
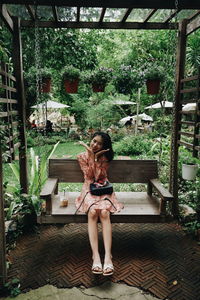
[6,223,200,300]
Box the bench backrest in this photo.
[48,159,158,183]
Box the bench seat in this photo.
[38,191,173,224]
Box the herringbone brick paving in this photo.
[7,223,200,300]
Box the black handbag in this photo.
[90,180,113,196]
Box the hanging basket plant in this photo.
[113,65,143,95]
[144,65,165,95]
[181,155,199,180]
[40,68,52,93]
[84,67,113,93]
[61,65,80,94]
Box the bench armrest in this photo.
[149,178,174,201]
[40,178,58,214]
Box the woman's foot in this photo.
[92,256,103,274]
[103,256,114,276]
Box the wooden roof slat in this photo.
[164,9,180,23]
[187,13,200,35]
[99,7,106,22]
[52,5,58,22]
[143,9,157,22]
[121,8,132,23]
[187,10,200,21]
[25,4,35,20]
[21,20,178,30]
[2,1,200,10]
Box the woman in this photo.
[75,132,123,276]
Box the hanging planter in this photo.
[113,65,143,95]
[83,67,113,93]
[182,163,198,180]
[146,79,160,95]
[64,79,79,93]
[41,77,51,93]
[38,68,52,93]
[61,65,80,94]
[144,65,165,95]
[92,83,105,93]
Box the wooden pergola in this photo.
[0,0,200,286]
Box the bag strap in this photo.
[86,197,117,214]
[74,191,89,215]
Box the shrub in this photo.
[114,134,153,156]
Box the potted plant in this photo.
[113,65,143,95]
[144,65,165,95]
[61,65,80,93]
[84,67,113,92]
[182,156,199,181]
[40,68,52,93]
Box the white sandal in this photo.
[103,264,114,276]
[92,263,103,274]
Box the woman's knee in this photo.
[88,209,98,219]
[100,209,110,219]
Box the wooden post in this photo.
[193,67,200,157]
[12,17,28,193]
[169,19,188,217]
[0,147,7,286]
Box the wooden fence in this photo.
[0,61,20,162]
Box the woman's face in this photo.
[90,135,103,153]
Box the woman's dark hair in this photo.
[92,131,114,161]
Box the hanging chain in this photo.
[34,3,42,196]
[169,0,179,195]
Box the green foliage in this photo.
[179,147,200,165]
[144,64,165,81]
[113,64,144,94]
[114,134,154,156]
[85,98,121,129]
[61,65,80,80]
[40,67,52,79]
[4,278,21,297]
[8,142,59,197]
[83,67,113,86]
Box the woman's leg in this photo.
[88,209,102,271]
[99,209,113,274]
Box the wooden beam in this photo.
[169,19,188,217]
[0,4,14,32]
[99,8,106,22]
[77,6,80,22]
[143,9,157,22]
[25,4,35,20]
[0,147,7,286]
[121,8,132,23]
[187,14,200,35]
[1,1,200,9]
[164,9,180,23]
[52,5,58,22]
[21,20,178,30]
[12,17,28,193]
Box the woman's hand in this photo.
[95,149,109,161]
[79,141,95,159]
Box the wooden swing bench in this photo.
[37,159,174,224]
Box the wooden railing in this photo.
[0,62,20,162]
[178,72,200,156]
